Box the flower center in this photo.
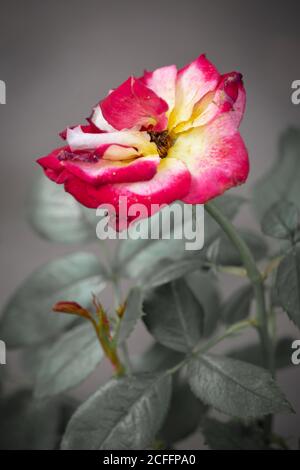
[148,130,172,158]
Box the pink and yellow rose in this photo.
[37,54,249,223]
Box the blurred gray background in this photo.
[0,0,299,449]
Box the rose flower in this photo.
[37,54,249,225]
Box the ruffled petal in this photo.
[168,54,220,130]
[141,65,177,117]
[90,105,116,132]
[59,122,102,140]
[64,158,191,215]
[168,114,249,204]
[62,155,160,186]
[100,77,168,131]
[173,72,245,133]
[63,177,100,209]
[227,74,246,127]
[66,126,157,156]
[37,147,70,183]
[38,144,159,186]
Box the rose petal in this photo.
[37,148,70,183]
[102,144,140,161]
[63,155,160,186]
[55,142,140,162]
[64,158,191,216]
[227,74,246,127]
[168,114,249,204]
[192,71,246,128]
[59,122,102,140]
[63,177,100,208]
[66,126,157,155]
[141,65,177,117]
[100,76,168,131]
[168,54,220,130]
[90,105,116,132]
[174,72,246,133]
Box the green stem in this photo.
[205,201,274,376]
[168,319,254,376]
[112,277,133,375]
[90,318,125,376]
[193,319,256,356]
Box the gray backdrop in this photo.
[0,0,299,449]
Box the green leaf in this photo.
[187,354,292,418]
[22,340,63,383]
[28,176,96,243]
[185,271,221,337]
[0,390,63,449]
[261,201,300,240]
[143,279,204,352]
[117,287,144,345]
[159,375,207,445]
[276,247,300,328]
[115,203,201,279]
[227,337,295,370]
[140,258,203,289]
[253,127,300,220]
[34,323,103,398]
[61,373,172,450]
[116,194,245,280]
[132,343,184,374]
[222,284,253,325]
[202,418,265,450]
[208,230,268,266]
[0,252,108,348]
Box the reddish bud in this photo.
[53,301,91,320]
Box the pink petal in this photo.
[63,177,101,209]
[199,72,246,128]
[59,122,102,140]
[227,74,246,127]
[100,77,168,131]
[37,148,70,183]
[38,145,159,187]
[141,65,177,116]
[168,114,249,204]
[63,155,160,186]
[64,158,191,216]
[168,54,220,130]
[174,71,246,133]
[90,105,116,132]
